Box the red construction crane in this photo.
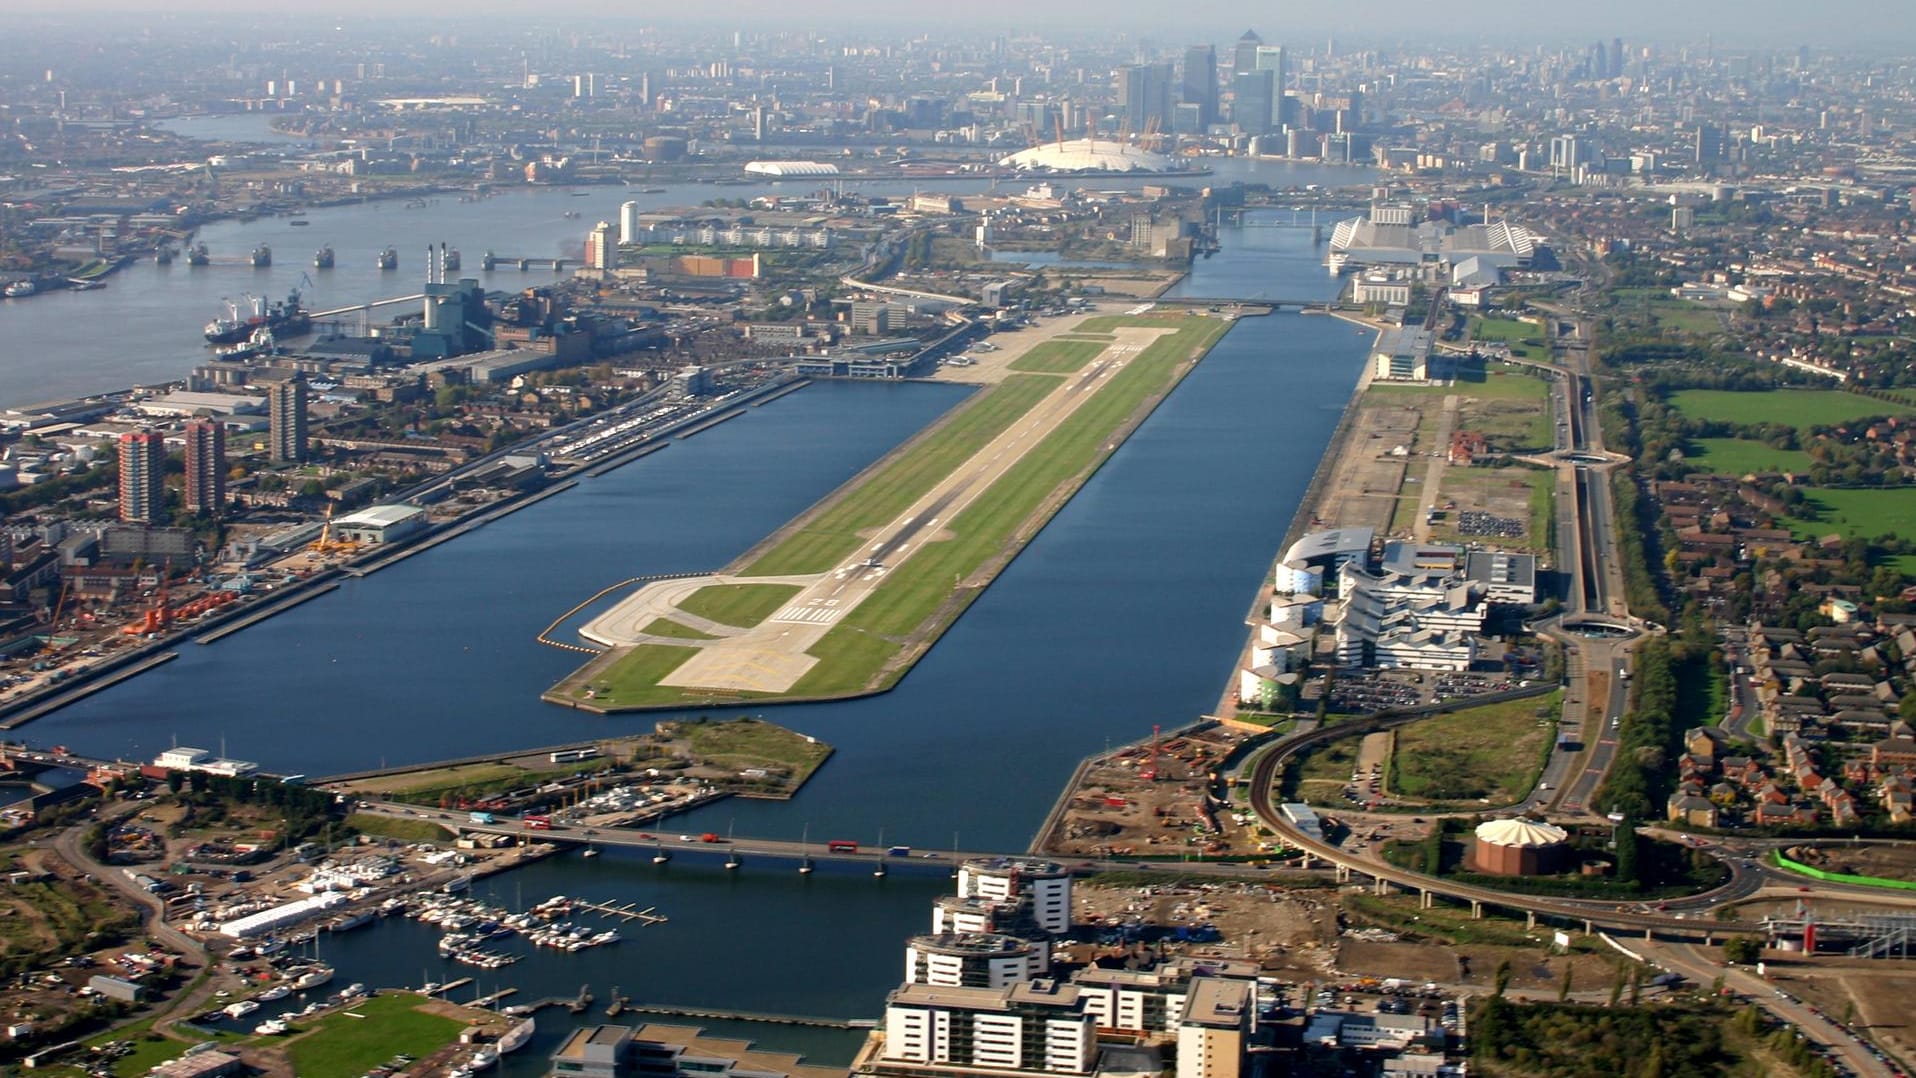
[1139,724,1161,782]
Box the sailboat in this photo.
[651,841,670,865]
[798,825,814,875]
[291,924,333,991]
[724,820,740,870]
[873,827,888,878]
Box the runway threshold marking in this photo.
[771,605,842,625]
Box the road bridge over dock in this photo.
[354,799,1775,941]
[1151,296,1346,312]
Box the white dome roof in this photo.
[1474,818,1568,848]
[998,138,1178,173]
[743,161,840,177]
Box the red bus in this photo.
[827,840,859,853]
[523,815,552,830]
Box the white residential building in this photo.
[958,859,1071,936]
[881,981,1097,1075]
[906,933,1042,989]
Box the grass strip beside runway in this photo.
[790,317,1231,696]
[642,618,719,640]
[1009,339,1110,374]
[675,582,803,628]
[560,315,1233,709]
[739,373,1062,577]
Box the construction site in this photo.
[1036,721,1278,862]
[0,507,381,717]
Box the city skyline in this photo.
[4,3,1914,47]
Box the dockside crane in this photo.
[1139,724,1162,781]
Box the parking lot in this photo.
[1456,509,1526,538]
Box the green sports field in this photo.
[1782,487,1916,542]
[1667,388,1913,429]
[1684,437,1813,476]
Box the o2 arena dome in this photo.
[998,137,1178,173]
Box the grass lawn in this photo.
[789,317,1233,696]
[285,994,466,1078]
[345,763,527,798]
[1470,316,1547,356]
[345,813,453,844]
[740,373,1061,577]
[1471,317,1548,348]
[675,583,802,628]
[1667,388,1914,429]
[585,643,704,704]
[1009,339,1109,374]
[1389,691,1560,805]
[642,617,718,640]
[1782,487,1916,542]
[1685,437,1814,476]
[1367,362,1551,402]
[103,1035,192,1076]
[1648,299,1726,335]
[74,1015,197,1077]
[1074,313,1188,333]
[1343,892,1551,948]
[1612,289,1728,335]
[1293,738,1360,808]
[1527,470,1556,554]
[665,716,832,780]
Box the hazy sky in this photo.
[13,0,1914,47]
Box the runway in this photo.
[579,328,1173,694]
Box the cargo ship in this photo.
[314,245,334,269]
[376,247,398,270]
[204,290,310,345]
[223,325,273,356]
[186,243,210,266]
[251,243,272,267]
